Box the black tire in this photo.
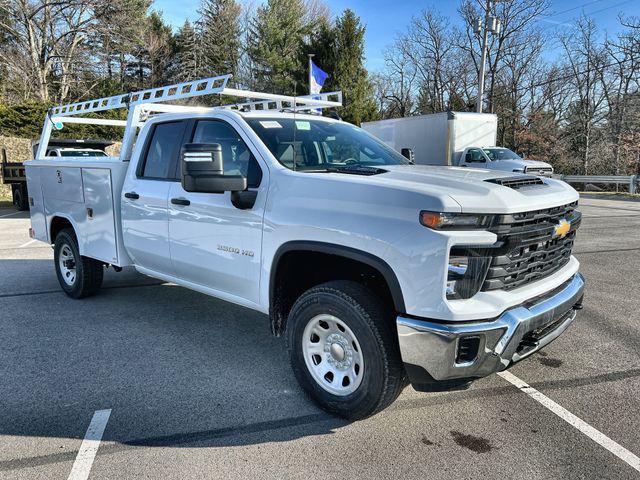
[286,280,407,420]
[53,228,103,298]
[12,185,28,211]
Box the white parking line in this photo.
[67,409,112,480]
[0,211,21,218]
[498,371,640,473]
[18,239,37,248]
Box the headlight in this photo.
[446,248,492,300]
[513,168,525,173]
[420,211,495,230]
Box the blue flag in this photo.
[310,61,328,94]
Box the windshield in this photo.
[483,148,522,161]
[246,118,410,170]
[60,150,107,157]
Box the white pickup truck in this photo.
[25,76,585,419]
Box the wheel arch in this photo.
[49,215,77,245]
[269,241,406,336]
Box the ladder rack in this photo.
[37,74,343,161]
[49,75,341,117]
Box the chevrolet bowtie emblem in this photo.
[554,218,571,238]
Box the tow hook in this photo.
[572,302,583,310]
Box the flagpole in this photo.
[308,53,315,95]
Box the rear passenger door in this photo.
[121,120,188,275]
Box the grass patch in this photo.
[0,187,13,208]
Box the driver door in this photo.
[460,148,487,169]
[168,118,266,305]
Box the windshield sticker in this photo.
[295,120,311,131]
[260,121,282,129]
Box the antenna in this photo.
[293,80,297,172]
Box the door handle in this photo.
[171,197,190,206]
[124,192,139,199]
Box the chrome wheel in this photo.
[302,314,364,396]
[58,244,76,286]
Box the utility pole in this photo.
[475,0,501,113]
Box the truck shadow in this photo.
[0,208,29,219]
[0,259,348,464]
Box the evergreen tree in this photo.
[198,0,241,77]
[173,20,200,82]
[331,10,377,125]
[248,0,311,94]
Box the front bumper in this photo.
[397,273,585,391]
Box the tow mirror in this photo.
[181,143,247,194]
[401,148,415,164]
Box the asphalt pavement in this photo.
[0,195,638,479]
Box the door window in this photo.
[192,120,262,188]
[140,121,187,179]
[465,148,485,163]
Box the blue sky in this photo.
[154,0,640,71]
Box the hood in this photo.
[359,165,577,214]
[522,159,552,168]
[486,158,552,172]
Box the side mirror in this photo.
[401,148,415,164]
[181,143,247,194]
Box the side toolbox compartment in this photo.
[25,165,47,242]
[81,168,118,264]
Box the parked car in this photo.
[460,146,554,176]
[25,76,584,419]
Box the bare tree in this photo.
[0,0,141,102]
[559,16,608,174]
[380,38,417,117]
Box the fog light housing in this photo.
[446,248,492,300]
[456,336,481,365]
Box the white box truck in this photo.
[362,112,554,176]
[24,76,584,419]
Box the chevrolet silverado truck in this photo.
[25,76,584,419]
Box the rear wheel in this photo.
[12,185,28,211]
[54,228,103,298]
[287,280,407,420]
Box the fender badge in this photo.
[554,218,570,238]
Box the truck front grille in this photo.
[482,202,580,291]
[525,166,553,176]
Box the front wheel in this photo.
[287,280,407,420]
[54,228,104,298]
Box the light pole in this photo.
[475,0,501,113]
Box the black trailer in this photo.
[1,138,113,210]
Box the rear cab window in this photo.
[139,121,188,180]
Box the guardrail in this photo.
[553,174,639,194]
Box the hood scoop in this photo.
[485,175,546,190]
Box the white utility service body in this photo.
[362,112,554,175]
[25,75,585,419]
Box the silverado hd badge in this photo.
[217,245,254,257]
